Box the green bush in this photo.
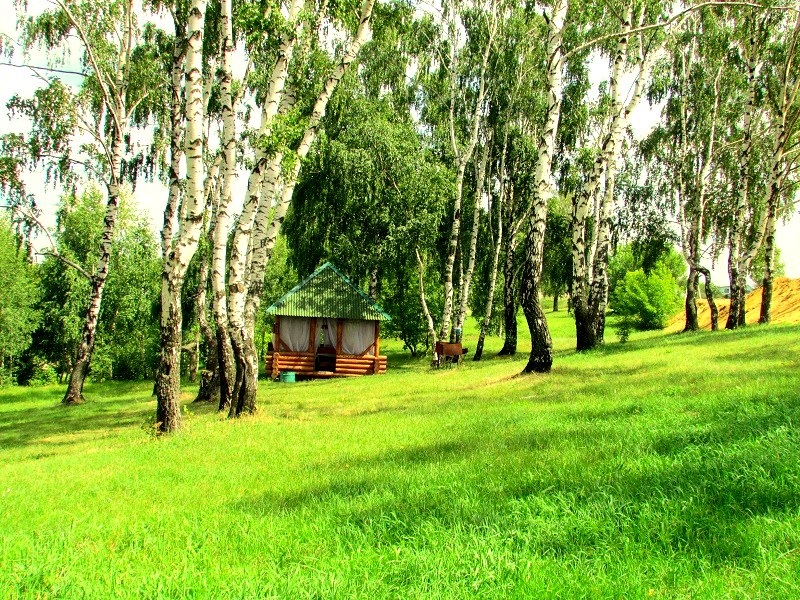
[27,358,58,386]
[611,262,681,330]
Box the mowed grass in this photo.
[1,310,799,598]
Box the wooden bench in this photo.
[435,341,468,367]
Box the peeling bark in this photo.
[155,0,208,433]
[455,132,491,343]
[520,0,568,373]
[439,1,497,342]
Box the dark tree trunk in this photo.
[759,214,776,324]
[63,344,91,404]
[498,242,518,356]
[593,308,606,343]
[521,280,553,372]
[683,267,700,332]
[520,255,553,373]
[229,329,258,418]
[573,300,598,352]
[185,341,199,382]
[760,277,773,324]
[216,326,235,411]
[552,293,559,312]
[194,256,218,402]
[195,334,219,403]
[695,266,718,331]
[194,331,219,403]
[63,274,107,404]
[369,265,379,301]
[726,270,747,330]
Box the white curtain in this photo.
[316,318,338,349]
[280,317,310,352]
[342,320,376,355]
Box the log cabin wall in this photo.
[265,351,388,379]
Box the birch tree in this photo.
[154,0,207,433]
[570,3,658,350]
[641,9,730,332]
[437,0,498,344]
[724,4,794,329]
[10,0,159,403]
[519,0,569,373]
[225,0,377,417]
[758,3,800,323]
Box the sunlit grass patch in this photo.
[1,311,799,597]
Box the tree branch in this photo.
[564,1,794,61]
[37,250,93,281]
[54,0,123,136]
[0,61,88,77]
[1,203,93,281]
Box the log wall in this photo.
[265,351,387,379]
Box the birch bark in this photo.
[154,0,207,433]
[454,131,491,343]
[209,0,237,410]
[761,8,800,323]
[520,0,568,373]
[225,0,305,414]
[229,0,376,416]
[726,24,761,330]
[61,0,134,404]
[474,133,507,361]
[439,0,497,343]
[570,7,631,351]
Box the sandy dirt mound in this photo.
[665,277,800,333]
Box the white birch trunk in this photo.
[62,134,125,404]
[588,24,653,344]
[520,0,567,372]
[726,40,760,329]
[439,1,497,342]
[226,0,304,371]
[571,7,631,351]
[62,0,134,404]
[161,23,186,259]
[455,133,491,342]
[155,0,207,433]
[229,0,376,417]
[210,0,237,411]
[416,247,439,349]
[474,133,507,361]
[761,11,800,323]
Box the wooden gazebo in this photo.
[265,262,390,379]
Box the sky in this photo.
[2,0,799,280]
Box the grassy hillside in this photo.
[1,311,799,598]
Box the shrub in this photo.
[27,359,58,386]
[611,262,681,330]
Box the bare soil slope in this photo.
[665,277,800,332]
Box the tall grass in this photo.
[1,310,799,598]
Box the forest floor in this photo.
[665,277,800,333]
[1,311,799,598]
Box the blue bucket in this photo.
[279,371,296,383]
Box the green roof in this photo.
[266,262,391,321]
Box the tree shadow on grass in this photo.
[234,382,800,567]
[0,382,154,450]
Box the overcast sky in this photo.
[2,0,798,279]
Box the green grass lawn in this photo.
[1,310,799,598]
